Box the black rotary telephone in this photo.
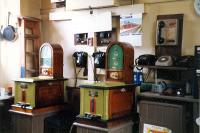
[135,54,157,66]
[73,52,88,68]
[92,52,105,69]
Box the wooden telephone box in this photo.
[106,42,134,83]
[13,43,67,112]
[39,43,63,78]
[79,82,135,121]
[79,42,135,121]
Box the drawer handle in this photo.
[20,83,28,89]
[48,82,53,86]
[120,88,126,92]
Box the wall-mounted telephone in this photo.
[73,52,88,68]
[156,18,179,45]
[92,52,105,69]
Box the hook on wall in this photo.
[89,6,93,15]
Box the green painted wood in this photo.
[15,82,36,108]
[79,82,135,90]
[108,44,123,70]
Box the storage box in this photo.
[79,82,135,120]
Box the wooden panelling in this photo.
[139,100,185,133]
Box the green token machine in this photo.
[79,42,135,121]
[106,42,134,83]
[13,43,67,111]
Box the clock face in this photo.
[194,0,200,16]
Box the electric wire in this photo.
[69,123,75,133]
[89,55,98,81]
[72,57,82,87]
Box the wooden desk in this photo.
[10,105,65,133]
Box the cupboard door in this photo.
[139,100,185,133]
[23,17,40,77]
[35,81,64,107]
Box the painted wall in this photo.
[0,0,20,88]
[1,0,200,87]
[41,0,200,86]
[0,0,41,88]
[20,0,41,18]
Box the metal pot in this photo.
[3,12,18,41]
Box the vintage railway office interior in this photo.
[0,0,200,133]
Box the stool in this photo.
[44,110,76,133]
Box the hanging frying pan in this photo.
[0,25,3,40]
[3,12,17,41]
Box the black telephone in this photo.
[175,55,194,68]
[157,20,165,44]
[135,54,157,66]
[92,52,105,69]
[73,52,88,68]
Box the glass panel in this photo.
[25,39,34,52]
[26,55,34,69]
[40,44,53,76]
[25,28,33,35]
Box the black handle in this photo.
[8,12,11,25]
[157,21,165,44]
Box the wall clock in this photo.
[194,0,200,16]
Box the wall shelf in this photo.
[134,65,195,71]
[138,92,199,103]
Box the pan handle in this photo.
[7,12,11,25]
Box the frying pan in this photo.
[3,12,17,41]
[0,25,3,40]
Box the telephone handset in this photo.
[157,20,165,44]
[92,52,106,69]
[73,52,88,68]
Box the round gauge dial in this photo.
[194,0,200,16]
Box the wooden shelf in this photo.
[23,17,40,77]
[25,52,37,55]
[134,65,195,71]
[25,69,38,73]
[138,92,199,103]
[25,34,40,39]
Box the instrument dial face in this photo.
[194,0,200,16]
